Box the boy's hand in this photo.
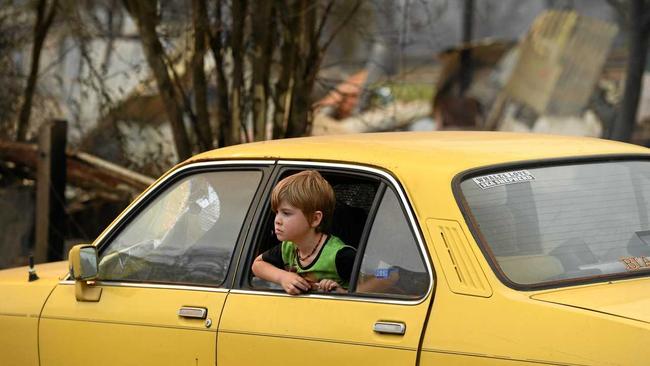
[279,272,311,295]
[317,279,339,292]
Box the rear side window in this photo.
[460,160,650,286]
[355,188,429,297]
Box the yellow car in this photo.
[2,132,649,366]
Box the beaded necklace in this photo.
[296,233,324,261]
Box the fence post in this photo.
[34,119,67,263]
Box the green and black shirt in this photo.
[262,235,356,288]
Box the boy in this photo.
[252,170,356,295]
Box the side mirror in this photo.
[68,244,102,302]
[69,244,98,280]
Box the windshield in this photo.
[460,160,650,286]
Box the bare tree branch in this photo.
[207,0,230,147]
[101,0,122,76]
[229,0,247,145]
[320,0,363,53]
[272,0,297,139]
[123,0,192,160]
[250,0,274,141]
[314,0,335,45]
[16,0,59,141]
[606,0,630,26]
[165,51,197,124]
[285,0,317,137]
[643,0,650,33]
[191,0,213,151]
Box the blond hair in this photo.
[271,170,335,233]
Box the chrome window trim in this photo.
[61,159,435,306]
[254,160,435,305]
[58,280,229,293]
[63,160,274,283]
[228,289,424,306]
[94,160,273,247]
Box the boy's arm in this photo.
[313,247,357,293]
[252,254,311,295]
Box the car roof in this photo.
[189,131,649,174]
[186,131,650,228]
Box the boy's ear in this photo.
[310,211,323,228]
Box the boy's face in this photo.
[274,201,320,243]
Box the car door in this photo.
[39,162,272,366]
[217,162,434,366]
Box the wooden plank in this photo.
[35,120,67,263]
[0,141,154,197]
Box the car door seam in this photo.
[218,329,416,351]
[420,348,589,366]
[37,282,59,366]
[39,315,218,332]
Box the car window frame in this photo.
[61,160,275,291]
[231,160,435,305]
[453,153,650,291]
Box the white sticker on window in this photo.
[473,170,535,189]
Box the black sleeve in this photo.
[261,244,285,269]
[335,247,357,282]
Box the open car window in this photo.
[460,160,650,287]
[250,168,430,299]
[98,170,262,287]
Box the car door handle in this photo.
[373,321,406,335]
[178,306,208,319]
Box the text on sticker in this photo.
[620,256,650,271]
[473,170,535,189]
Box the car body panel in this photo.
[218,291,428,366]
[426,218,493,297]
[531,277,650,323]
[35,162,270,366]
[190,132,648,171]
[217,159,434,365]
[2,132,650,366]
[420,281,649,365]
[0,261,66,366]
[39,282,224,366]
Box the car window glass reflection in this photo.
[355,188,429,297]
[98,170,262,287]
[461,161,650,285]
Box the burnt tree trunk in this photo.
[611,0,650,142]
[285,0,317,138]
[273,1,298,139]
[124,0,192,160]
[459,0,474,95]
[16,0,58,142]
[209,0,230,147]
[229,0,247,145]
[191,0,213,151]
[250,1,274,141]
[281,1,361,138]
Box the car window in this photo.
[354,187,430,298]
[249,168,429,299]
[249,170,380,290]
[460,161,650,286]
[98,170,262,287]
